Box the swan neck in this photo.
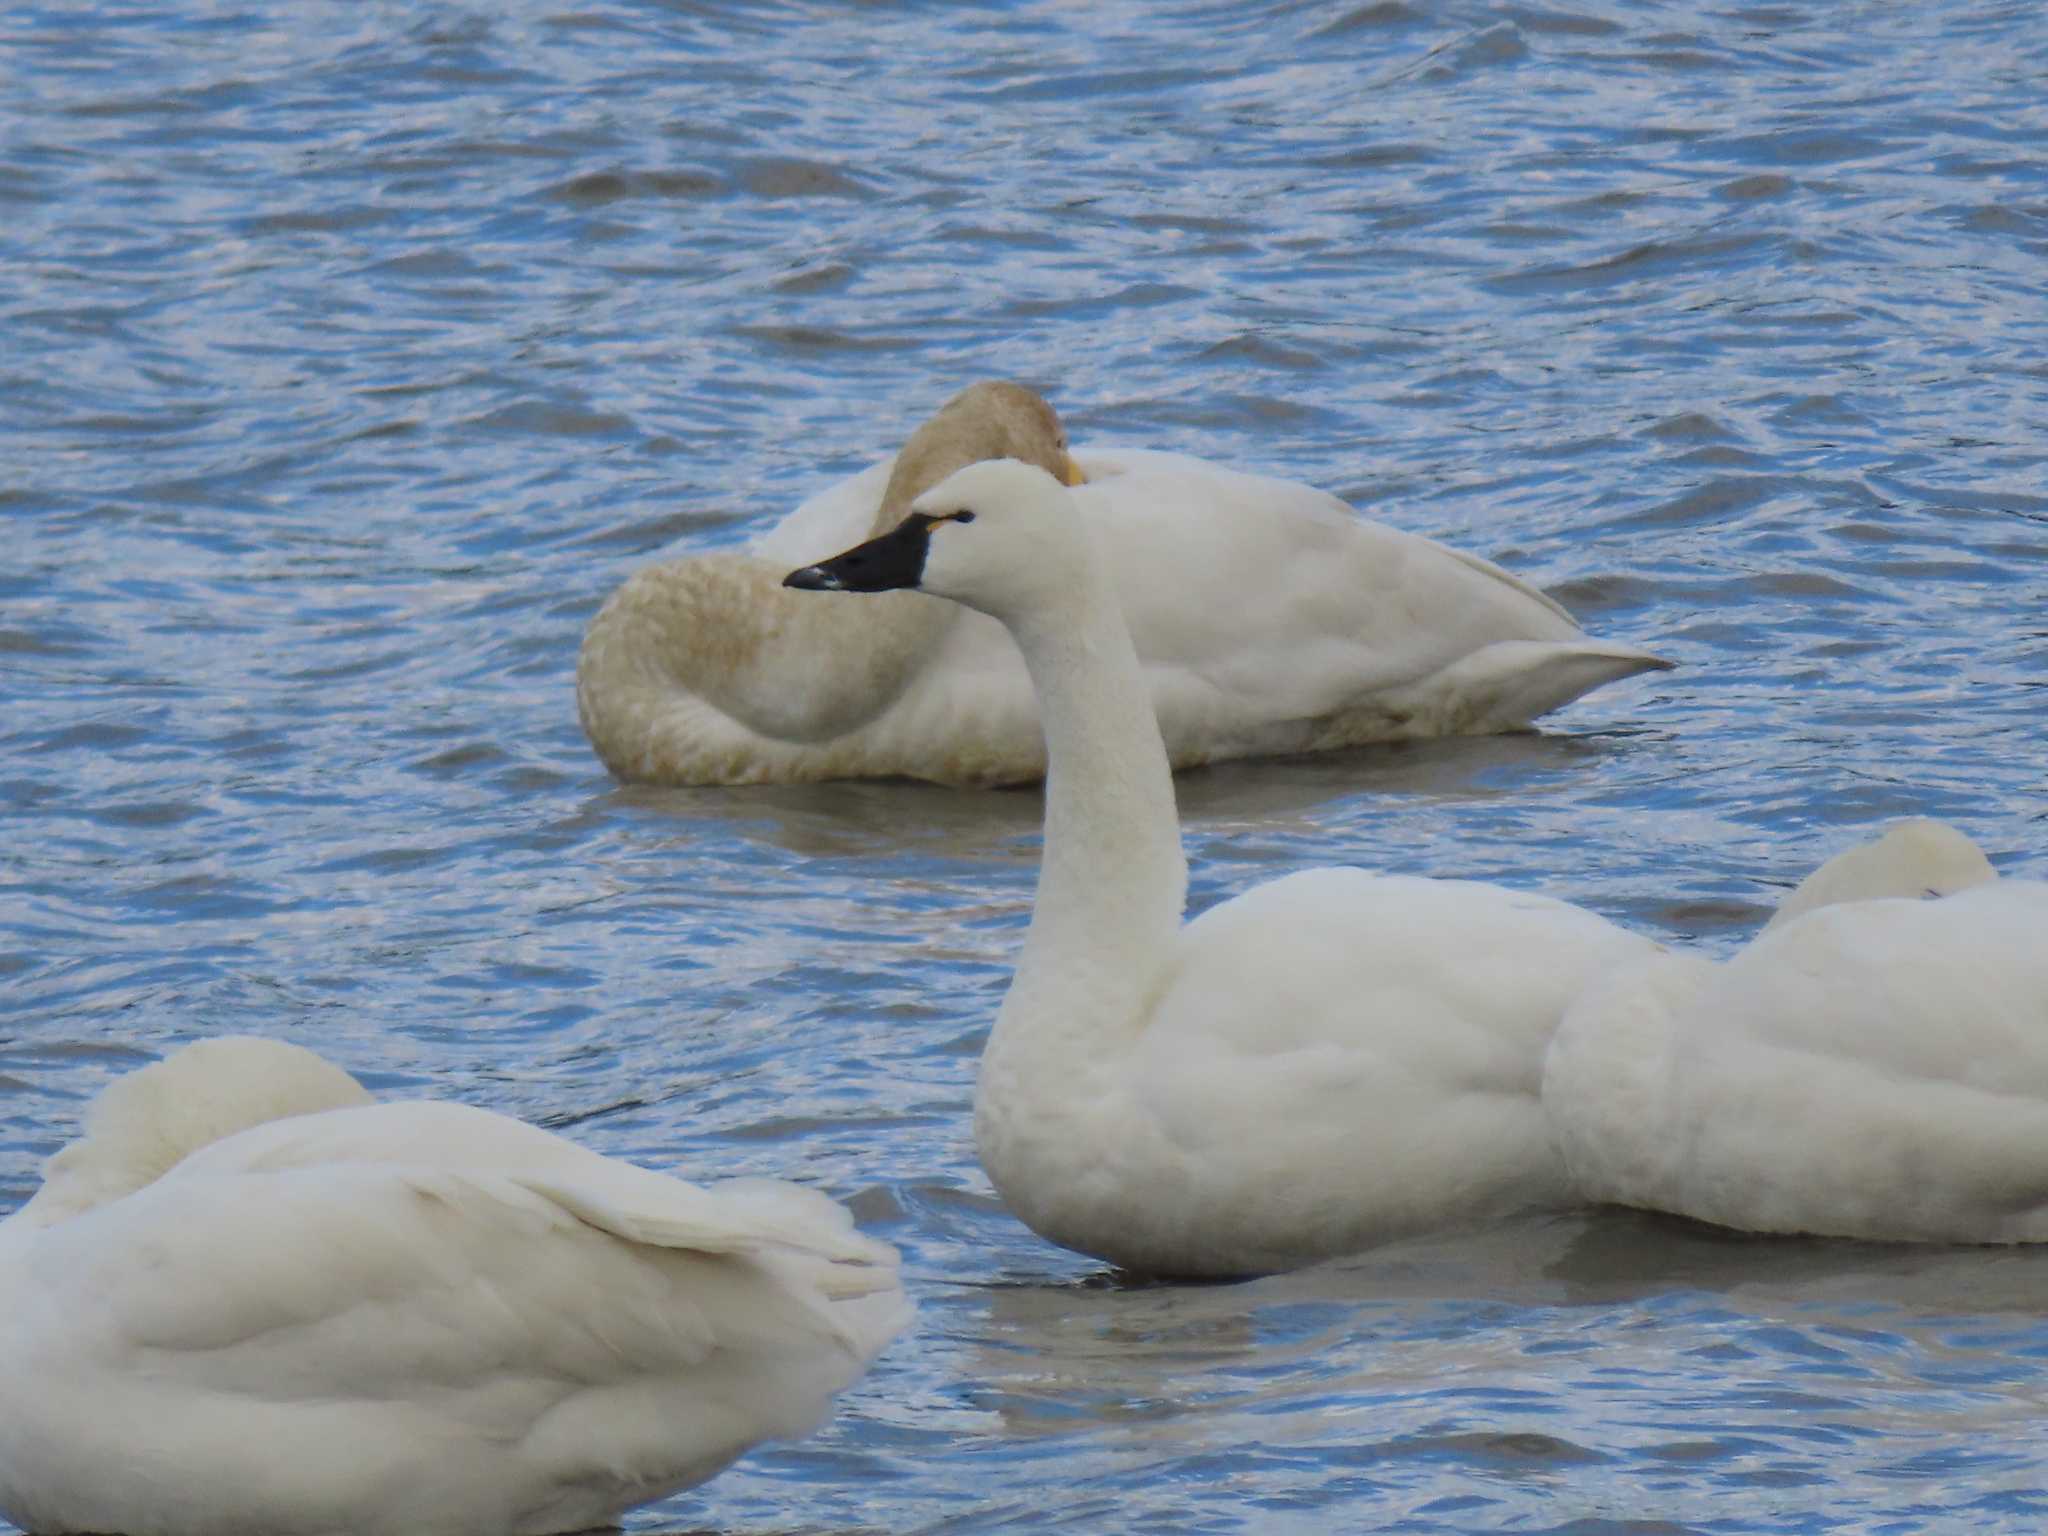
[1006,570,1188,1003]
[973,562,1187,1238]
[579,556,950,759]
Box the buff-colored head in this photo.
[1764,818,1998,932]
[869,381,1083,536]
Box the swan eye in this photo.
[952,510,976,524]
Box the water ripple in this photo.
[5,1,2048,1531]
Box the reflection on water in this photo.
[944,1213,2048,1530]
[4,0,2048,1531]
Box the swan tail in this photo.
[518,1169,909,1355]
[1398,638,1672,731]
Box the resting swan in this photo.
[0,1037,907,1536]
[579,381,1670,788]
[784,459,1663,1278]
[1543,820,2048,1242]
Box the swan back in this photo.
[1764,818,1997,932]
[14,1037,371,1229]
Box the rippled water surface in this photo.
[5,1,2048,1531]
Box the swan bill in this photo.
[785,513,938,593]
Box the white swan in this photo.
[1544,820,2048,1242]
[1760,816,1996,932]
[0,1037,908,1536]
[580,381,1670,787]
[784,459,1662,1278]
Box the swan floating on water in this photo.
[786,457,1662,1277]
[1544,820,2048,1243]
[580,381,1670,788]
[0,1037,907,1536]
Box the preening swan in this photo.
[1760,816,1996,932]
[785,459,1662,1278]
[1544,820,2048,1243]
[580,381,1670,788]
[0,1037,907,1536]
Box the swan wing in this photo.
[1128,871,1659,1246]
[170,1100,901,1277]
[1151,870,1656,1065]
[1071,449,1664,731]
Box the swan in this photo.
[1759,816,1996,932]
[579,381,1670,788]
[0,1037,908,1536]
[783,459,1663,1278]
[1543,820,2048,1243]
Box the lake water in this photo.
[4,1,2047,1531]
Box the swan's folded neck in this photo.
[579,560,950,761]
[980,564,1188,1105]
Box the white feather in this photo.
[0,1040,906,1536]
[1545,822,2048,1242]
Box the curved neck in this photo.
[581,555,950,752]
[997,567,1188,1042]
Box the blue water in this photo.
[5,1,2048,1531]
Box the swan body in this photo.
[1544,821,2048,1242]
[0,1038,907,1536]
[580,384,1669,788]
[785,459,1660,1277]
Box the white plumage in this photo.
[580,383,1668,787]
[1544,820,2048,1242]
[0,1038,907,1536]
[785,459,1662,1277]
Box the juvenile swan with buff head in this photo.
[582,380,1671,787]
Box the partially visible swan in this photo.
[1544,820,2048,1243]
[580,381,1670,787]
[1760,816,1996,932]
[0,1037,907,1536]
[784,459,1662,1278]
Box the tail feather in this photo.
[1395,638,1673,731]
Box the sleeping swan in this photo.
[1543,820,2048,1242]
[0,1037,907,1536]
[784,458,1662,1278]
[579,381,1670,787]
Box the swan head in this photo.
[11,1036,372,1228]
[785,458,1086,622]
[1763,818,1998,932]
[870,381,1084,536]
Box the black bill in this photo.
[784,512,939,593]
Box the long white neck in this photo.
[978,559,1188,1120]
